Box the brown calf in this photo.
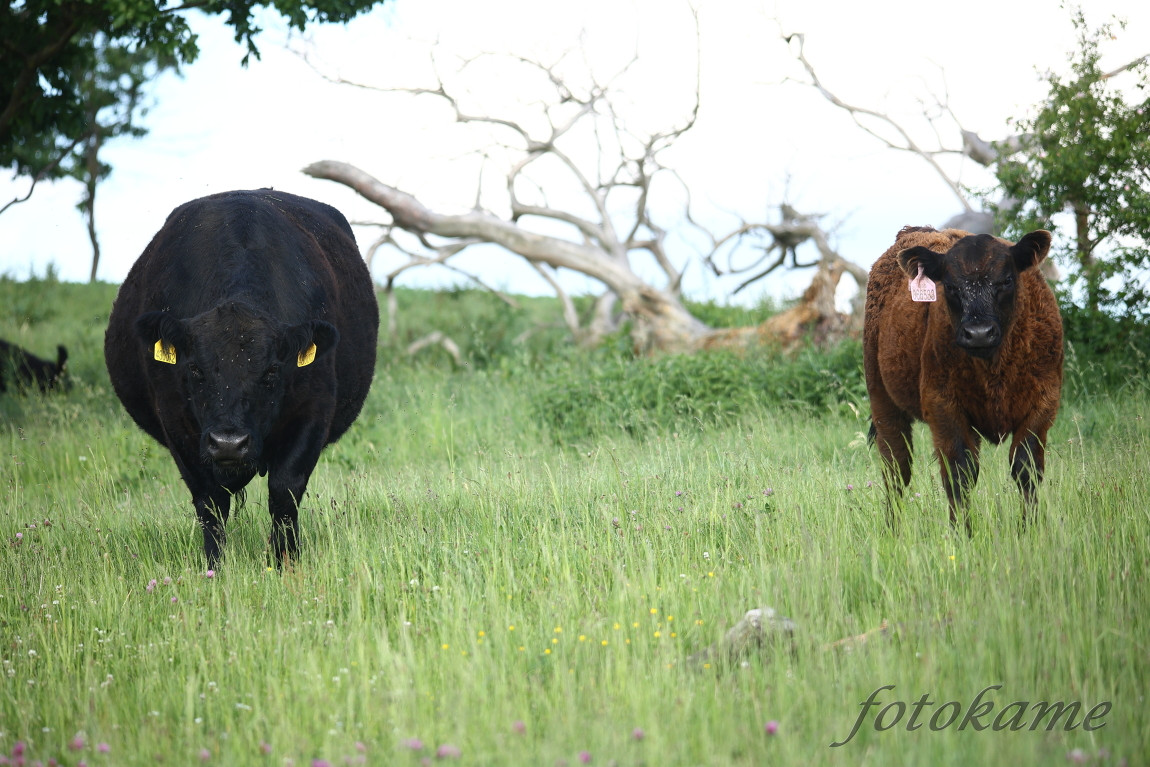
[863,226,1063,529]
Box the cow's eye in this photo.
[997,275,1015,292]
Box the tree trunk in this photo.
[702,260,857,351]
[1073,201,1099,312]
[305,160,713,352]
[84,129,101,283]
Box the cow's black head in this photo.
[134,302,339,476]
[898,230,1052,359]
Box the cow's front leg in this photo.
[193,488,232,570]
[1009,428,1048,523]
[267,482,301,566]
[172,442,234,569]
[870,411,915,528]
[266,422,328,566]
[930,419,981,535]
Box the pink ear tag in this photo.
[908,265,937,302]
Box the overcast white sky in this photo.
[1,0,1147,306]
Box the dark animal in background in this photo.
[0,339,68,393]
[863,226,1063,530]
[105,189,379,568]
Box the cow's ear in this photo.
[1011,230,1052,272]
[281,321,340,368]
[134,311,185,364]
[898,246,946,282]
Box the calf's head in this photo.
[898,230,1052,359]
[134,303,338,473]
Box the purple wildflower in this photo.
[96,743,110,754]
[578,751,592,764]
[402,739,424,751]
[631,728,645,741]
[435,744,461,759]
[765,720,779,735]
[511,720,526,734]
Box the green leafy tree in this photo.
[70,37,179,282]
[1,0,390,195]
[995,9,1150,316]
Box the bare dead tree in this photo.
[303,34,865,352]
[784,31,1023,235]
[784,31,1148,289]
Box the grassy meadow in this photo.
[1,276,1147,766]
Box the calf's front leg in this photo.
[1009,428,1048,523]
[929,418,981,536]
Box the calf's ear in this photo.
[897,246,946,282]
[1011,230,1053,272]
[134,311,186,364]
[281,320,340,368]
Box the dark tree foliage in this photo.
[0,0,389,182]
[995,10,1150,317]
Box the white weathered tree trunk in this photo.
[301,38,868,354]
[306,160,717,352]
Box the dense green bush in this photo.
[529,341,867,442]
[682,296,782,328]
[383,286,574,368]
[1058,290,1150,398]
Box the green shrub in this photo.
[530,340,867,442]
[682,296,781,328]
[1058,290,1150,397]
[384,286,574,368]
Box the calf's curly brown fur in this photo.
[863,226,1063,530]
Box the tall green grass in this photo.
[1,279,1147,765]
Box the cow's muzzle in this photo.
[957,320,1001,357]
[206,428,253,466]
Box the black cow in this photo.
[0,339,68,393]
[105,189,378,568]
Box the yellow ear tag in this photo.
[154,339,177,364]
[297,342,317,368]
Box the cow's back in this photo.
[105,189,378,445]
